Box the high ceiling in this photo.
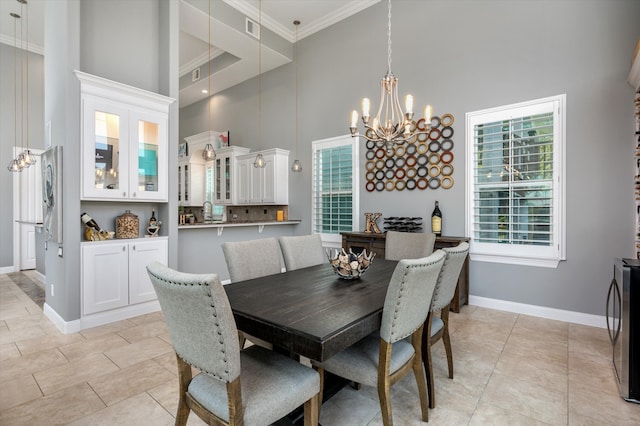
[0,0,380,107]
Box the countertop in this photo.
[178,220,301,230]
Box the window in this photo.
[312,135,359,246]
[465,95,566,267]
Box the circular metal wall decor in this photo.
[364,114,456,191]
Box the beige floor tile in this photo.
[568,355,619,396]
[147,380,208,425]
[3,312,47,330]
[67,392,174,426]
[465,306,519,328]
[569,411,623,426]
[0,382,105,425]
[469,401,551,425]
[58,332,130,362]
[495,350,568,396]
[104,336,173,369]
[79,318,138,339]
[89,360,176,406]
[15,331,86,354]
[0,347,68,383]
[34,352,120,395]
[514,313,569,334]
[0,342,21,361]
[449,318,513,347]
[153,350,179,375]
[0,374,43,411]
[508,323,569,347]
[568,323,610,361]
[481,371,567,426]
[319,386,379,426]
[128,310,165,325]
[0,322,46,345]
[116,319,169,343]
[569,380,640,425]
[503,332,568,368]
[0,305,31,321]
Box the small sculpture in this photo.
[364,212,382,233]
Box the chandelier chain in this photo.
[387,0,392,73]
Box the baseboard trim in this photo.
[43,303,82,334]
[44,301,161,334]
[468,295,607,328]
[0,266,17,274]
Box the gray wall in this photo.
[43,0,179,322]
[0,43,45,269]
[180,0,640,316]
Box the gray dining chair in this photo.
[146,262,320,426]
[385,230,436,261]
[279,234,326,271]
[312,250,446,426]
[423,242,469,409]
[222,237,282,349]
[222,237,282,283]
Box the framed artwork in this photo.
[41,146,63,243]
[178,142,189,158]
[213,130,230,149]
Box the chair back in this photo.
[222,237,282,282]
[430,242,469,311]
[146,262,241,383]
[279,234,326,271]
[380,250,446,343]
[385,231,436,261]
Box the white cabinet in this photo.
[77,71,174,202]
[214,146,250,205]
[82,237,168,315]
[178,157,205,206]
[237,149,289,205]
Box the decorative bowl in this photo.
[327,248,375,280]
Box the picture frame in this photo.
[41,146,63,243]
[214,130,230,149]
[178,142,189,158]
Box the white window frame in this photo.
[311,135,360,248]
[465,94,566,268]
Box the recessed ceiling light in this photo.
[202,89,208,94]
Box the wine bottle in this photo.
[81,212,101,231]
[149,209,157,227]
[431,201,442,236]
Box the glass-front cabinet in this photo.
[213,146,250,204]
[77,71,172,201]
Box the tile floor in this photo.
[1,272,639,425]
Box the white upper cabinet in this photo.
[213,146,250,205]
[77,71,174,201]
[237,148,289,205]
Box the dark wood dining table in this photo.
[224,259,399,362]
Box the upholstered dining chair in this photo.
[422,242,469,409]
[384,230,436,261]
[146,262,320,426]
[222,238,282,349]
[312,250,446,426]
[279,234,326,271]
[222,237,282,282]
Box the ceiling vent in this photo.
[245,17,260,40]
[192,68,200,82]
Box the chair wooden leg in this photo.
[313,365,324,419]
[377,340,394,426]
[238,331,246,350]
[423,313,436,409]
[411,328,429,422]
[175,354,193,426]
[304,392,320,426]
[441,307,454,379]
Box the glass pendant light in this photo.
[7,10,22,172]
[254,0,266,168]
[290,20,302,173]
[202,0,216,162]
[21,0,35,167]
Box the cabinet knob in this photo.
[122,246,126,252]
[123,192,126,197]
[132,192,136,197]
[132,245,136,251]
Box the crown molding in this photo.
[0,34,44,55]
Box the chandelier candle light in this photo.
[349,0,434,153]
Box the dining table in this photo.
[224,258,399,363]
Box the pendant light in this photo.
[202,0,216,161]
[21,0,36,167]
[253,0,266,168]
[7,10,22,172]
[290,20,302,173]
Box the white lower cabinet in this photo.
[82,237,168,315]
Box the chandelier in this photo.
[349,0,433,153]
[8,0,36,172]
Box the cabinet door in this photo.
[82,243,129,315]
[129,239,168,304]
[82,96,130,200]
[214,156,223,203]
[236,157,250,204]
[128,110,168,201]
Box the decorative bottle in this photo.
[431,201,442,236]
[80,212,101,231]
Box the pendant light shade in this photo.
[291,20,302,173]
[254,0,266,168]
[291,159,302,172]
[253,153,265,168]
[203,0,216,161]
[7,10,23,172]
